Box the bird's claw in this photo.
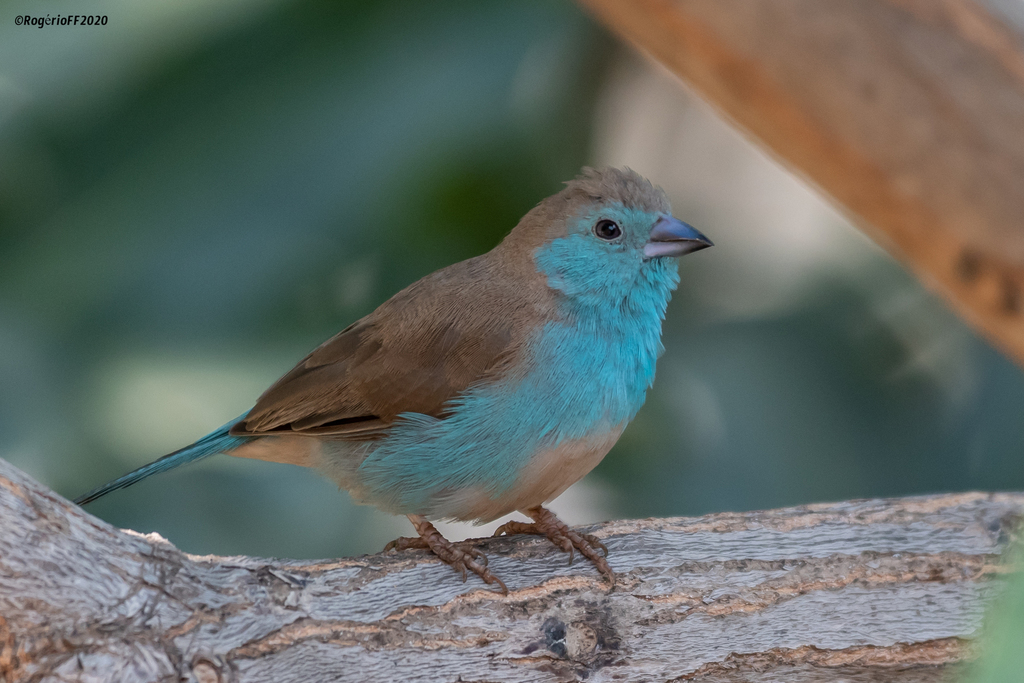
[392,518,508,595]
[383,536,489,569]
[435,544,506,593]
[467,546,489,567]
[583,533,608,557]
[496,507,615,586]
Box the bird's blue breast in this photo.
[354,249,679,518]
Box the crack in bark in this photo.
[634,552,999,619]
[227,616,508,661]
[673,637,970,680]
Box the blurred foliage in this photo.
[970,545,1024,683]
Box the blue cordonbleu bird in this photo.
[76,167,712,592]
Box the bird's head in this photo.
[504,167,712,308]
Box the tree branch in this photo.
[578,0,1024,366]
[1,457,1020,682]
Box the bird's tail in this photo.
[74,412,251,505]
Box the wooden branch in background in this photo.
[579,0,1024,365]
[0,457,1020,682]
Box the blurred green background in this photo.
[3,0,1024,561]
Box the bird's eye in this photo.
[593,219,621,241]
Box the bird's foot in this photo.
[384,515,508,594]
[494,505,614,586]
[383,535,486,562]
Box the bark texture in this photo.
[578,0,1024,366]
[1,457,1021,682]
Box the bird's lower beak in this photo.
[643,216,713,259]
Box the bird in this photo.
[75,167,712,593]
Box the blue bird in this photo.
[76,167,712,592]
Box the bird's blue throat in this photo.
[531,229,681,431]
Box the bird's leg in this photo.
[384,515,508,594]
[493,505,614,585]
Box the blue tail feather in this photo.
[75,413,251,505]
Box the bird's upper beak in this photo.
[643,216,713,259]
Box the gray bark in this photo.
[0,457,1020,682]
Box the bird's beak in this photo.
[643,216,713,259]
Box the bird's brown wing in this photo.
[230,256,539,439]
